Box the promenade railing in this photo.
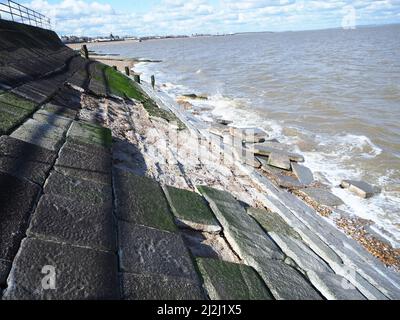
[0,0,51,29]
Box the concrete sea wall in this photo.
[0,20,399,300]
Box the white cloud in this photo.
[22,0,400,36]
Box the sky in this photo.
[19,0,400,36]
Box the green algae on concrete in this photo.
[67,120,112,148]
[113,168,177,232]
[0,92,36,112]
[196,258,273,300]
[163,185,221,233]
[247,207,302,240]
[41,103,78,119]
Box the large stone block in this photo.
[55,141,111,185]
[268,152,291,170]
[113,169,176,232]
[44,171,112,207]
[163,185,221,233]
[121,273,205,300]
[196,258,273,300]
[0,172,41,261]
[229,127,268,143]
[0,136,57,185]
[10,118,66,151]
[27,194,115,252]
[250,144,304,162]
[67,121,112,148]
[3,238,119,300]
[118,222,198,282]
[340,180,379,199]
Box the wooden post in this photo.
[81,45,89,59]
[134,74,141,84]
[125,66,130,76]
[151,75,155,90]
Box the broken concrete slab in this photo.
[250,144,305,162]
[10,118,66,151]
[163,185,221,233]
[121,273,205,300]
[67,121,112,148]
[229,127,268,143]
[118,222,199,281]
[3,238,119,300]
[55,141,111,185]
[44,171,112,207]
[292,163,314,185]
[299,187,344,207]
[27,194,115,252]
[233,147,262,168]
[268,152,291,170]
[0,259,11,287]
[0,136,57,185]
[0,172,41,262]
[197,186,284,261]
[216,119,233,126]
[196,258,273,300]
[340,180,380,199]
[33,110,72,130]
[208,124,230,137]
[113,169,176,232]
[247,207,301,240]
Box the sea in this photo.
[89,24,400,246]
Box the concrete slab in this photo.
[121,273,205,300]
[292,163,314,185]
[10,118,66,151]
[3,238,119,300]
[340,180,379,199]
[163,185,221,233]
[67,121,112,148]
[0,136,57,185]
[268,152,292,170]
[250,144,305,162]
[33,110,72,130]
[55,141,111,185]
[196,258,273,300]
[197,186,283,260]
[27,194,115,252]
[299,187,344,207]
[229,127,268,143]
[41,103,78,119]
[118,222,199,281]
[44,171,112,207]
[256,258,323,300]
[0,93,37,112]
[113,169,176,232]
[247,207,301,240]
[0,172,41,261]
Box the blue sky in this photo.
[22,0,400,36]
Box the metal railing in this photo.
[0,0,51,29]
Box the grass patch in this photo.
[98,64,186,130]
